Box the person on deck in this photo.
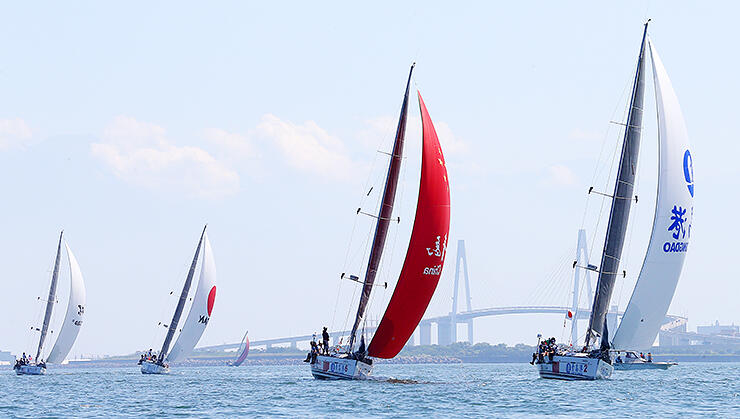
[647,352,652,362]
[322,327,330,355]
[639,352,645,360]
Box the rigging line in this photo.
[370,132,411,323]
[333,118,396,333]
[150,259,189,353]
[616,127,647,312]
[588,57,643,259]
[525,245,575,306]
[27,245,58,357]
[581,69,635,232]
[588,119,625,261]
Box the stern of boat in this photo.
[15,365,46,375]
[310,355,372,380]
[536,354,613,380]
[140,360,170,374]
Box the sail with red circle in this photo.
[368,91,451,359]
[167,232,217,362]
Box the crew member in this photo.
[322,327,330,355]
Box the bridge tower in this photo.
[571,229,594,346]
[440,240,473,345]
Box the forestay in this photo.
[167,233,217,362]
[612,39,694,350]
[47,243,87,364]
[368,92,451,359]
[585,23,648,347]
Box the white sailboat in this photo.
[14,231,87,375]
[613,350,676,370]
[535,21,693,380]
[611,37,694,363]
[140,225,217,374]
[309,64,451,380]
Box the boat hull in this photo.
[310,355,372,380]
[140,361,169,374]
[614,361,674,370]
[536,355,613,380]
[15,365,46,375]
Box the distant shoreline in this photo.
[53,354,740,369]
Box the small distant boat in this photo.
[613,351,676,370]
[534,21,694,381]
[140,225,217,374]
[231,331,249,366]
[15,231,87,376]
[309,64,451,380]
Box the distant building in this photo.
[697,321,739,337]
[0,350,15,364]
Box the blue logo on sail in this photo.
[683,150,694,197]
[664,205,689,253]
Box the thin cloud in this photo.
[255,114,353,180]
[204,128,256,159]
[91,116,239,199]
[0,118,33,150]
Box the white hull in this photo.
[15,365,46,375]
[140,361,169,374]
[614,361,675,370]
[536,354,613,380]
[310,355,372,380]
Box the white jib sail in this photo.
[167,233,217,362]
[47,243,87,364]
[612,39,694,351]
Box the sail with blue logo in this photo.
[612,39,694,351]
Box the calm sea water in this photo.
[2,363,739,417]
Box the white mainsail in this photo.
[167,233,217,362]
[612,39,694,350]
[47,243,87,364]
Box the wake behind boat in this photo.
[139,225,217,374]
[14,231,87,376]
[308,64,451,380]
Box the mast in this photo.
[348,63,414,352]
[36,230,64,362]
[585,22,649,347]
[159,224,207,360]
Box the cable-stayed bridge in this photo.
[197,234,685,353]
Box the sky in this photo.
[1,1,739,357]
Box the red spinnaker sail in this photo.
[368,91,451,359]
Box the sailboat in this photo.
[309,64,451,380]
[14,231,87,375]
[231,331,249,366]
[610,23,694,371]
[140,225,217,374]
[535,21,693,380]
